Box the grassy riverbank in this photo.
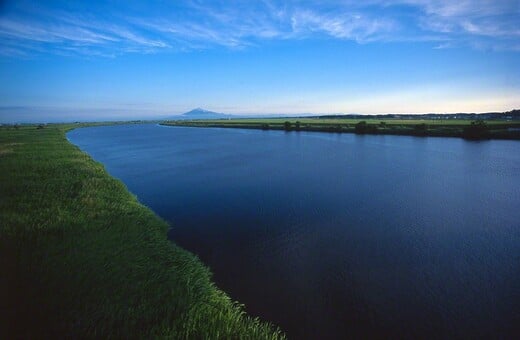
[162,118,520,140]
[0,124,284,339]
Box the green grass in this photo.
[163,117,520,139]
[0,123,284,339]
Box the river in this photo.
[68,124,520,339]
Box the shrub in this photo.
[355,121,378,134]
[414,123,427,135]
[355,121,367,133]
[463,121,489,139]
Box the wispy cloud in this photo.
[289,9,396,42]
[0,0,518,57]
[405,0,520,49]
[0,7,170,56]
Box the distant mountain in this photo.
[165,109,321,120]
[164,108,520,121]
[178,108,231,119]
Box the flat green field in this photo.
[163,117,520,139]
[0,124,284,339]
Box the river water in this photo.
[68,124,520,339]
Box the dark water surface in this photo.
[68,124,520,339]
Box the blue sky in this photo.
[0,0,519,122]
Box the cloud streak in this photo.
[0,0,518,57]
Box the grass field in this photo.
[163,117,520,139]
[0,124,284,339]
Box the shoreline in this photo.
[0,123,284,339]
[161,118,520,140]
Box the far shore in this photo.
[161,117,520,140]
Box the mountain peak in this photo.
[184,108,218,115]
[179,108,229,119]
